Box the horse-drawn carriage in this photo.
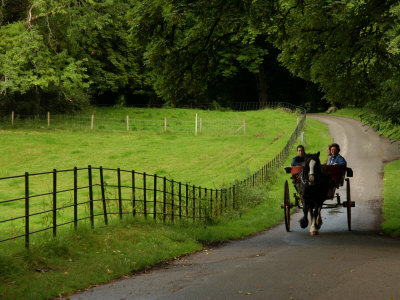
[281,153,354,235]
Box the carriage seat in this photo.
[321,165,353,187]
[284,166,353,187]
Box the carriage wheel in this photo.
[284,180,291,232]
[346,178,351,231]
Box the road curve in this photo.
[69,115,400,300]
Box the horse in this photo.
[296,152,331,235]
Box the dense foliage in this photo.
[1,0,400,133]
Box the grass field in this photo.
[382,160,400,236]
[0,108,332,299]
[0,107,301,241]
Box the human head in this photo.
[331,143,340,156]
[297,145,305,157]
[327,144,332,156]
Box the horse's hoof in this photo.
[300,218,308,229]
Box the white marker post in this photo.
[195,113,198,136]
[126,115,129,131]
[243,119,246,135]
[91,114,94,130]
[11,111,14,126]
[164,117,167,132]
[47,112,50,128]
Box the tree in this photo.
[272,0,400,137]
[128,0,277,106]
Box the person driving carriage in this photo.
[291,145,306,166]
[328,143,346,167]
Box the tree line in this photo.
[1,0,399,129]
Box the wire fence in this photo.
[0,103,306,248]
[0,102,301,135]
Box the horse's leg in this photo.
[316,205,323,229]
[299,202,309,228]
[310,206,319,235]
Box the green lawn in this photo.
[0,109,331,299]
[382,160,400,236]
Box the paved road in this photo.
[69,115,400,300]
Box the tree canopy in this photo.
[1,0,400,134]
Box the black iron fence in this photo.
[0,104,306,248]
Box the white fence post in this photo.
[11,111,14,126]
[195,113,198,136]
[200,118,202,133]
[164,117,167,132]
[91,114,94,130]
[47,112,50,128]
[126,115,129,131]
[243,119,246,135]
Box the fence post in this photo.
[53,169,57,237]
[215,189,218,216]
[225,188,227,208]
[179,182,182,220]
[48,112,50,128]
[163,177,167,223]
[171,180,174,223]
[126,115,129,131]
[132,170,136,217]
[11,111,14,126]
[220,188,223,214]
[243,119,246,135]
[74,167,78,229]
[210,189,213,216]
[143,172,147,219]
[100,166,108,225]
[198,187,201,219]
[117,168,122,219]
[164,117,167,132]
[192,185,196,221]
[91,114,94,130]
[154,174,157,220]
[25,172,29,249]
[195,113,198,136]
[200,118,202,133]
[185,184,189,219]
[88,165,94,228]
[204,188,208,218]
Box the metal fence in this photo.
[0,103,306,248]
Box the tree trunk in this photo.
[255,62,268,109]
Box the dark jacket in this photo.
[291,156,305,166]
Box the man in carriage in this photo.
[291,144,306,166]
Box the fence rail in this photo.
[0,103,306,248]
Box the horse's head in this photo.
[301,152,321,186]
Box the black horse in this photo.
[295,152,331,235]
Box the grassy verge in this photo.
[0,115,331,299]
[382,161,400,237]
[329,108,400,236]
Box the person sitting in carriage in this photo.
[291,145,306,166]
[327,143,346,167]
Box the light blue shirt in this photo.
[328,154,346,166]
